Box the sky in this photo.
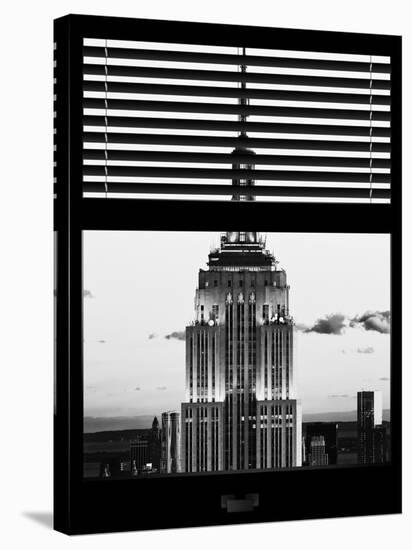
[83,231,390,420]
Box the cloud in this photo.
[350,310,390,334]
[356,346,374,354]
[156,386,167,391]
[148,333,157,340]
[304,313,346,335]
[297,310,390,336]
[328,394,350,398]
[165,331,185,341]
[379,377,389,382]
[83,289,94,298]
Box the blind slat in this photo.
[84,81,391,105]
[83,115,391,137]
[83,131,391,152]
[83,46,391,73]
[83,181,391,199]
[84,98,391,121]
[83,149,390,168]
[83,64,391,90]
[83,165,390,183]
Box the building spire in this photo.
[239,47,248,138]
[231,46,256,203]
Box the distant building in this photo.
[161,411,181,473]
[99,458,131,479]
[149,416,161,472]
[99,462,111,478]
[304,422,338,465]
[302,436,306,465]
[130,439,149,472]
[308,435,329,466]
[120,460,131,473]
[373,424,387,464]
[357,390,383,464]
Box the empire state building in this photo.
[181,232,302,472]
[181,49,302,473]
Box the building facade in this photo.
[130,439,149,473]
[149,416,161,472]
[372,424,388,464]
[304,422,338,465]
[308,435,329,466]
[181,231,302,473]
[357,390,384,464]
[160,411,181,473]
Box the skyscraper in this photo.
[308,435,329,466]
[304,422,338,465]
[160,411,181,473]
[357,390,383,464]
[149,416,161,472]
[181,232,302,472]
[180,48,301,473]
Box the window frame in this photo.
[54,14,402,535]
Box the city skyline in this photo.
[83,231,390,423]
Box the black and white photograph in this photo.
[83,230,391,478]
[48,13,402,535]
[80,33,393,482]
[1,0,408,546]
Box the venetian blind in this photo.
[82,39,391,203]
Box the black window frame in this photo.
[54,14,402,535]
